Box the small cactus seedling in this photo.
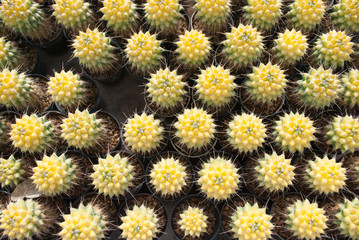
[341,69,359,107]
[222,24,264,68]
[174,108,216,150]
[10,114,54,153]
[0,155,25,188]
[120,204,159,240]
[59,203,107,240]
[0,37,21,70]
[331,0,359,33]
[288,0,326,31]
[178,206,208,238]
[125,31,164,73]
[31,153,77,196]
[246,62,287,104]
[230,203,273,240]
[226,113,267,153]
[149,157,187,196]
[274,112,316,153]
[243,0,283,31]
[314,30,354,69]
[255,152,295,192]
[297,66,342,109]
[194,0,231,30]
[326,115,359,153]
[274,29,308,65]
[195,65,237,107]
[175,30,211,67]
[305,155,347,194]
[101,0,138,35]
[123,112,164,155]
[286,199,328,239]
[198,156,240,200]
[336,198,359,239]
[91,153,135,197]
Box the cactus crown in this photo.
[195,0,231,26]
[48,70,85,108]
[123,112,164,154]
[59,203,107,240]
[341,69,359,107]
[246,62,287,103]
[0,155,25,188]
[91,153,135,197]
[255,152,295,192]
[332,0,359,33]
[60,109,102,149]
[327,115,359,153]
[230,203,273,240]
[223,24,264,67]
[198,156,240,200]
[305,155,347,194]
[146,68,186,109]
[0,199,44,240]
[178,206,208,237]
[274,112,316,153]
[175,30,211,67]
[174,108,216,149]
[286,199,328,240]
[149,157,187,196]
[120,204,159,240]
[195,65,237,107]
[289,0,326,31]
[10,114,54,153]
[0,37,20,69]
[144,0,182,31]
[226,113,267,153]
[244,0,283,30]
[336,198,359,239]
[31,153,77,196]
[297,66,342,108]
[314,30,354,69]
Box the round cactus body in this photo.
[331,0,359,33]
[289,0,326,31]
[194,0,231,29]
[341,69,359,107]
[178,206,208,238]
[0,155,25,188]
[336,198,359,239]
[0,37,20,70]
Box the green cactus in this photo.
[194,0,231,31]
[288,0,326,31]
[336,198,359,239]
[0,155,25,188]
[341,69,359,107]
[0,37,21,70]
[331,0,359,33]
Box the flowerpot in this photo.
[0,111,20,157]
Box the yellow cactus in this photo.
[341,69,359,107]
[286,199,328,239]
[144,0,182,31]
[230,203,273,240]
[244,0,283,30]
[194,0,231,28]
[0,155,25,188]
[336,198,359,239]
[178,206,208,238]
[198,156,240,200]
[226,113,267,153]
[255,152,295,192]
[0,37,20,69]
[332,0,359,33]
[289,0,326,31]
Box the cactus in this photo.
[123,112,164,154]
[31,153,77,196]
[48,70,85,108]
[314,30,354,69]
[326,115,359,153]
[286,199,328,239]
[146,68,187,109]
[246,62,287,104]
[10,114,54,153]
[0,37,21,70]
[0,155,25,188]
[119,204,159,240]
[149,157,187,196]
[274,29,308,65]
[178,206,208,238]
[194,0,231,29]
[125,31,164,73]
[243,0,283,31]
[91,153,135,197]
[0,199,45,240]
[297,66,342,109]
[341,69,359,107]
[52,0,93,31]
[100,0,138,35]
[255,152,295,192]
[274,112,316,153]
[336,198,359,239]
[222,24,264,68]
[59,203,107,240]
[198,156,240,200]
[60,109,102,149]
[175,30,211,67]
[305,155,347,194]
[331,0,359,33]
[195,65,237,107]
[288,0,326,31]
[174,108,216,150]
[230,203,273,240]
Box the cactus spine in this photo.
[178,206,208,238]
[331,0,359,33]
[288,0,326,31]
[341,69,359,107]
[194,0,231,30]
[0,155,25,188]
[336,198,359,239]
[0,37,21,70]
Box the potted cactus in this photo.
[331,0,359,34]
[333,197,359,239]
[340,68,359,112]
[0,155,26,190]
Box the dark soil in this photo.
[192,14,232,43]
[31,76,52,114]
[0,112,18,156]
[342,152,359,195]
[15,42,37,73]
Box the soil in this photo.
[312,110,337,154]
[0,191,10,209]
[342,152,359,195]
[192,14,232,43]
[15,42,37,73]
[28,16,61,44]
[45,112,67,154]
[31,76,52,114]
[0,112,18,156]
